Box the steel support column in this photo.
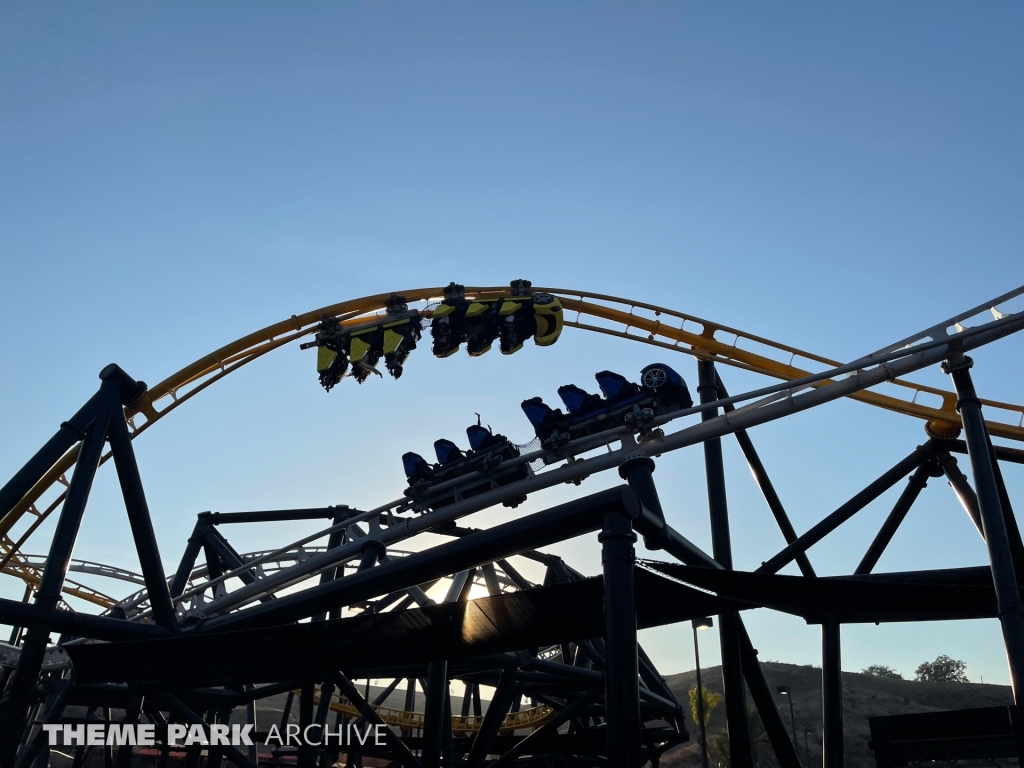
[0,381,117,768]
[244,688,258,767]
[697,359,752,768]
[422,661,449,767]
[620,454,718,570]
[821,621,843,768]
[693,623,709,768]
[114,687,144,768]
[946,355,1024,699]
[297,680,315,768]
[314,508,350,622]
[990,451,1024,567]
[601,502,641,767]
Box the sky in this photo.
[1,3,1023,691]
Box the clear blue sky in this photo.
[2,3,1023,685]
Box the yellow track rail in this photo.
[3,285,1022,599]
[299,688,555,735]
[549,289,1024,440]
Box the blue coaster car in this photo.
[521,363,693,444]
[402,423,531,510]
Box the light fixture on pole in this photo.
[692,616,714,768]
[776,685,799,762]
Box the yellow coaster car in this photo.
[302,294,422,391]
[430,280,563,358]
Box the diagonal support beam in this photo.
[329,672,420,768]
[150,691,256,768]
[717,373,815,578]
[698,359,753,768]
[855,460,934,575]
[937,450,984,535]
[108,411,177,630]
[169,521,207,600]
[487,687,602,768]
[466,664,517,768]
[738,622,800,768]
[759,444,929,574]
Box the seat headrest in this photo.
[433,439,464,465]
[402,452,430,479]
[521,398,553,428]
[557,384,599,415]
[466,424,491,451]
[595,370,632,400]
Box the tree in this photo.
[863,665,903,679]
[915,655,968,683]
[689,685,724,727]
[705,705,779,768]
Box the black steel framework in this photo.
[0,292,1022,768]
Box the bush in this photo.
[863,665,903,679]
[915,655,968,683]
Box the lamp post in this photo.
[776,685,799,763]
[692,617,714,768]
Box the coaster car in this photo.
[402,423,531,510]
[302,294,423,391]
[521,363,693,445]
[430,280,563,358]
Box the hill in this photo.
[661,662,1013,768]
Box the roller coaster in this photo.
[1,281,1023,768]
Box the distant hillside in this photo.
[661,662,1013,768]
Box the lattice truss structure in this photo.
[0,283,1023,768]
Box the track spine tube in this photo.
[201,486,639,632]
